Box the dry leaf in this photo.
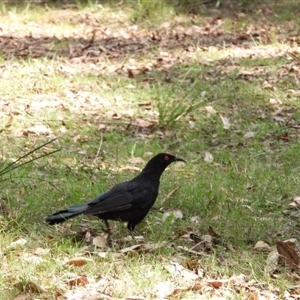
[7,238,27,249]
[243,131,256,139]
[205,106,217,114]
[118,242,166,254]
[164,261,199,281]
[127,157,145,164]
[14,280,46,294]
[276,239,300,269]
[204,151,214,163]
[219,114,230,129]
[23,254,44,265]
[269,98,282,107]
[66,257,89,267]
[34,247,50,255]
[92,235,107,249]
[97,124,106,131]
[23,124,52,136]
[254,241,271,252]
[67,276,89,286]
[206,278,230,288]
[155,281,174,298]
[133,118,154,129]
[265,249,279,274]
[289,196,300,207]
[162,209,183,221]
[13,295,27,300]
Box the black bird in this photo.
[45,153,185,232]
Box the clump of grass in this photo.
[153,80,208,128]
[0,139,60,181]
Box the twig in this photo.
[160,187,178,207]
[178,246,210,257]
[93,133,103,165]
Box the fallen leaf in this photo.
[206,278,230,288]
[118,242,166,253]
[92,235,107,249]
[67,276,89,286]
[164,261,200,281]
[205,106,217,115]
[23,253,44,265]
[208,225,221,239]
[127,157,145,164]
[34,247,50,256]
[66,257,89,267]
[254,241,271,252]
[133,118,154,129]
[219,114,230,129]
[14,280,46,294]
[289,196,300,207]
[266,249,279,274]
[97,124,106,131]
[162,209,183,221]
[111,112,122,119]
[13,296,27,300]
[276,239,300,269]
[243,131,256,139]
[204,151,214,163]
[269,98,282,107]
[7,238,27,249]
[155,281,174,298]
[23,124,52,136]
[178,245,209,257]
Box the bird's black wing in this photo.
[85,180,156,215]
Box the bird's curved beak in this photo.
[174,157,186,163]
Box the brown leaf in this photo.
[276,239,300,269]
[208,225,221,239]
[133,118,154,129]
[4,114,13,129]
[112,112,122,119]
[207,278,230,288]
[67,276,89,286]
[66,257,89,267]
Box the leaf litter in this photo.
[1,2,300,299]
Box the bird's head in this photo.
[142,153,186,175]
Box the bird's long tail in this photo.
[45,204,88,225]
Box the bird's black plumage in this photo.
[45,153,185,231]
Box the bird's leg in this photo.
[103,220,113,248]
[104,220,111,235]
[127,222,138,242]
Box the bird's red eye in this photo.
[164,155,169,161]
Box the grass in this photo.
[0,0,300,299]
